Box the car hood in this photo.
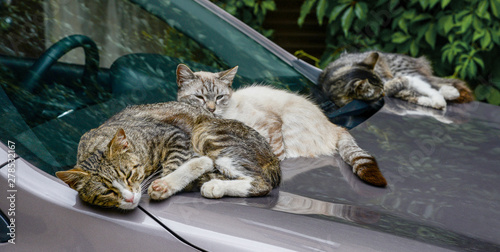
[138,97,500,251]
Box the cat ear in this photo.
[218,66,238,86]
[359,52,379,70]
[56,167,90,190]
[176,64,195,87]
[108,128,129,157]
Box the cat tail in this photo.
[428,76,474,103]
[337,129,387,187]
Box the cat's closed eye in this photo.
[216,95,224,101]
[194,95,205,101]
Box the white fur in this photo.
[201,178,253,198]
[405,76,446,109]
[222,86,340,159]
[439,85,460,100]
[215,157,247,178]
[148,156,213,200]
[113,180,141,210]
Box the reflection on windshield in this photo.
[0,0,313,175]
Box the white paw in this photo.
[201,179,225,199]
[148,178,174,200]
[194,156,215,173]
[439,86,460,100]
[417,96,446,110]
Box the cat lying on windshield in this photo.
[56,102,280,210]
[319,51,473,110]
[176,64,387,187]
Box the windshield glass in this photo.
[0,0,313,175]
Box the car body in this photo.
[1,0,499,251]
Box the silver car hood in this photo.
[139,97,500,251]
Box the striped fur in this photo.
[56,102,281,209]
[319,51,473,110]
[176,64,387,187]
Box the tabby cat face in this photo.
[56,129,145,210]
[321,52,385,107]
[176,64,238,116]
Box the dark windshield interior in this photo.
[0,0,315,175]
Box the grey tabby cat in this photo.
[176,64,387,187]
[319,51,473,109]
[56,102,280,210]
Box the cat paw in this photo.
[439,86,460,100]
[148,179,174,200]
[417,96,446,110]
[200,179,225,199]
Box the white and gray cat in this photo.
[319,51,474,110]
[176,64,387,187]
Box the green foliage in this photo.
[298,0,500,105]
[210,0,276,38]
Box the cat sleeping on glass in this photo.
[318,51,473,110]
[176,64,387,188]
[56,102,280,210]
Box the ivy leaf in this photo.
[341,6,355,36]
[474,84,491,100]
[410,40,419,56]
[354,2,368,20]
[298,0,317,27]
[328,3,349,24]
[442,0,451,8]
[316,0,327,25]
[429,0,440,8]
[480,30,492,49]
[487,87,500,105]
[425,23,436,49]
[473,56,485,69]
[473,29,486,42]
[460,14,473,33]
[390,0,399,11]
[441,15,454,34]
[491,0,500,18]
[477,0,489,16]
[392,32,410,43]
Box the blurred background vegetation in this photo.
[211,0,500,106]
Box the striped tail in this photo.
[338,130,387,187]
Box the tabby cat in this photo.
[56,102,280,210]
[176,64,387,187]
[318,51,473,110]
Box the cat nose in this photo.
[125,195,134,203]
[208,107,215,112]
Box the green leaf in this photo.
[477,0,489,16]
[473,56,485,69]
[425,23,436,49]
[354,2,368,20]
[420,0,429,9]
[410,40,419,56]
[398,18,408,33]
[316,0,327,25]
[442,0,451,8]
[298,0,317,27]
[341,6,355,36]
[474,84,491,100]
[460,14,473,33]
[487,87,500,105]
[491,0,500,18]
[480,30,492,48]
[328,3,349,24]
[429,0,440,9]
[473,29,486,42]
[442,15,454,34]
[392,32,410,43]
[390,0,399,11]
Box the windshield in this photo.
[0,0,313,175]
